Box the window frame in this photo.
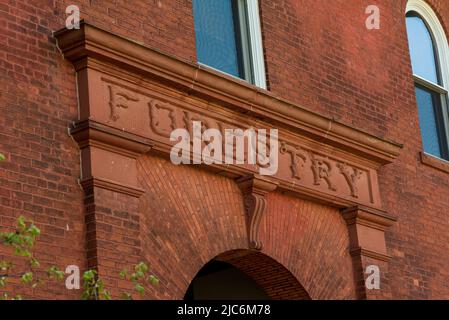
[194,0,267,89]
[406,0,449,160]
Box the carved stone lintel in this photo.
[311,154,337,191]
[237,175,278,250]
[108,84,139,121]
[280,142,307,181]
[149,99,176,138]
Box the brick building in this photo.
[0,0,448,300]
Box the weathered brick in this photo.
[0,0,448,300]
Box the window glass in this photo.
[406,14,440,84]
[415,85,442,157]
[193,0,242,78]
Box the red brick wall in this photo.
[0,0,448,299]
[260,0,449,299]
[134,155,356,299]
[0,0,86,299]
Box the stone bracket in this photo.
[341,205,397,299]
[237,175,279,250]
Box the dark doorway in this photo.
[184,260,269,300]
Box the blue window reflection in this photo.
[406,14,440,85]
[415,85,442,157]
[193,0,242,78]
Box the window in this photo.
[406,0,449,160]
[192,0,266,88]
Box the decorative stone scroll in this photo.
[237,175,278,250]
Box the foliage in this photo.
[0,215,66,300]
[119,262,159,300]
[81,269,111,300]
[0,153,158,300]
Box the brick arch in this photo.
[137,154,249,299]
[136,155,355,299]
[215,249,311,300]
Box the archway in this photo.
[184,249,311,300]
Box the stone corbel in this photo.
[341,205,397,299]
[237,175,279,250]
[70,119,153,197]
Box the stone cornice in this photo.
[70,119,153,158]
[80,177,145,198]
[341,205,397,231]
[54,21,402,166]
[350,247,391,263]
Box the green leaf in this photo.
[119,269,128,280]
[121,292,132,300]
[83,270,97,281]
[47,266,64,281]
[2,232,17,245]
[103,290,111,300]
[23,235,34,247]
[17,216,26,231]
[134,284,145,296]
[14,247,31,257]
[148,275,159,286]
[21,272,33,284]
[0,153,5,161]
[135,262,148,273]
[0,276,7,287]
[28,225,40,237]
[30,258,40,268]
[0,261,12,271]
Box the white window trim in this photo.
[195,0,267,89]
[245,0,267,89]
[406,0,449,159]
[406,0,449,90]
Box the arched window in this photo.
[406,0,449,160]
